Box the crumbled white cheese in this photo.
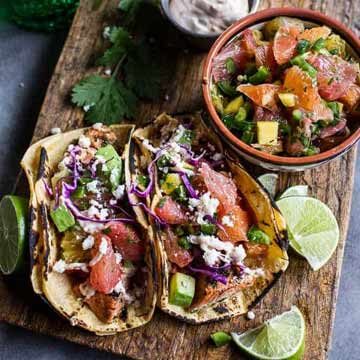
[247,311,255,320]
[53,260,89,273]
[82,235,95,250]
[115,252,122,264]
[98,208,109,220]
[109,198,117,206]
[99,237,108,255]
[212,152,223,161]
[171,125,187,143]
[231,245,246,265]
[189,192,219,225]
[188,234,247,267]
[83,103,95,112]
[203,248,226,267]
[110,168,120,185]
[78,135,91,148]
[142,138,159,153]
[104,68,112,76]
[50,127,62,135]
[87,205,100,218]
[79,282,96,299]
[112,184,125,199]
[92,122,103,130]
[103,26,111,39]
[222,215,234,227]
[78,220,105,234]
[86,180,100,193]
[53,259,67,273]
[113,280,134,303]
[102,163,108,172]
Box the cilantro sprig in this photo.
[71,1,162,125]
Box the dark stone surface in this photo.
[0,22,358,360]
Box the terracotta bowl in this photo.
[202,8,360,171]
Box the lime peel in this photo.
[276,196,339,271]
[231,306,305,360]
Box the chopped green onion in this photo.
[234,107,247,124]
[210,332,232,347]
[248,66,270,85]
[312,37,325,52]
[290,54,317,78]
[178,237,191,250]
[247,225,270,245]
[225,58,236,74]
[296,39,311,54]
[201,223,216,235]
[292,109,303,122]
[217,80,238,97]
[222,114,235,129]
[241,131,255,144]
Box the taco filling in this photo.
[47,125,148,324]
[131,114,288,319]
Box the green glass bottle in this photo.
[9,0,79,31]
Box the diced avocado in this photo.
[257,121,278,145]
[161,173,182,195]
[248,66,270,85]
[247,225,271,245]
[292,109,303,122]
[96,144,123,189]
[169,272,195,307]
[211,86,225,115]
[61,231,90,263]
[279,93,296,107]
[324,34,346,57]
[50,205,75,232]
[224,96,244,115]
[210,331,232,347]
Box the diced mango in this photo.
[257,121,279,145]
[278,93,296,107]
[224,96,244,114]
[161,173,182,195]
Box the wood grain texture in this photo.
[0,0,358,359]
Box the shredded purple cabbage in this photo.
[179,144,206,166]
[180,173,198,199]
[128,197,167,226]
[188,264,228,284]
[64,197,135,224]
[204,214,228,236]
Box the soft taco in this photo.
[21,123,157,334]
[129,113,289,323]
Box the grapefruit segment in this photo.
[308,54,358,100]
[155,196,188,225]
[237,84,280,112]
[273,26,300,65]
[298,26,331,43]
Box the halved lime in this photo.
[276,196,339,270]
[231,306,305,360]
[257,173,278,198]
[0,195,28,275]
[278,185,309,199]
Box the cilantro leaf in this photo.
[98,26,132,67]
[71,75,137,124]
[124,41,161,99]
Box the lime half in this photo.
[231,306,305,360]
[276,196,339,271]
[258,173,278,198]
[278,185,309,199]
[0,195,28,274]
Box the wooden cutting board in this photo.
[0,0,358,359]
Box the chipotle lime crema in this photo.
[169,0,249,35]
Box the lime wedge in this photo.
[278,185,308,199]
[257,173,278,198]
[231,306,305,360]
[276,196,339,270]
[0,195,28,275]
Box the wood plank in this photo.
[0,0,358,359]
